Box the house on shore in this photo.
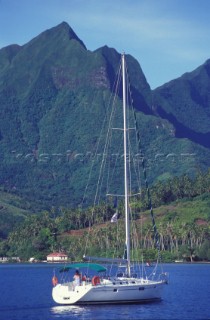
[0,257,20,263]
[47,252,68,262]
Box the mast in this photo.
[122,53,131,276]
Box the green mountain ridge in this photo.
[154,59,210,148]
[0,22,210,209]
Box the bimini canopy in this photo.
[59,263,106,273]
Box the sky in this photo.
[1,0,210,89]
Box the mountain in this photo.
[153,60,210,148]
[0,22,210,210]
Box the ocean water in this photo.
[0,263,209,320]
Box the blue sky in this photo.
[1,0,210,88]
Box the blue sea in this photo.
[0,263,209,320]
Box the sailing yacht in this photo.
[52,53,168,305]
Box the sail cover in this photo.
[59,262,106,273]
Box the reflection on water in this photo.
[51,305,118,320]
[51,305,88,319]
[50,304,145,320]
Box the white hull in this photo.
[52,277,166,305]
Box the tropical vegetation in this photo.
[1,170,209,263]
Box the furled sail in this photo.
[83,255,127,264]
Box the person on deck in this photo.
[82,274,87,281]
[73,270,81,287]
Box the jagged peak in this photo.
[46,21,86,49]
[23,21,86,51]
